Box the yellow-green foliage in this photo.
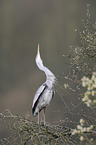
[81,72,96,107]
[72,118,94,142]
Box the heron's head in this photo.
[35,44,44,70]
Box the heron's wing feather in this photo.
[32,83,47,109]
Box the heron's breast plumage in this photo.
[39,88,53,107]
[32,85,54,116]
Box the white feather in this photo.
[32,84,46,109]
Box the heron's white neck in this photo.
[43,66,56,88]
[36,60,56,88]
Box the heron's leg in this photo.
[40,111,43,124]
[38,109,39,125]
[44,108,46,126]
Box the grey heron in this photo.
[32,44,56,126]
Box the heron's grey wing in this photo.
[32,83,47,115]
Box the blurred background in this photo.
[0,0,96,130]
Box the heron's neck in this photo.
[43,66,56,88]
[36,61,56,88]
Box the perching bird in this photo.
[32,44,56,126]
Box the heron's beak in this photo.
[36,44,41,61]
